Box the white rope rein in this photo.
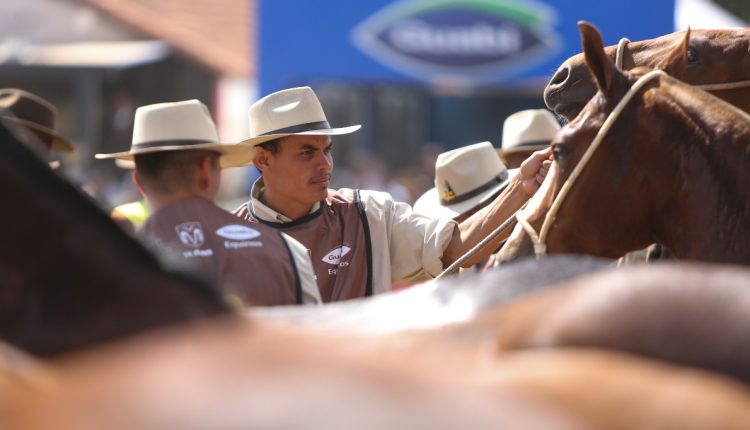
[434,211,518,279]
[436,38,750,276]
[516,70,669,259]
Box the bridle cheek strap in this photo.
[518,69,669,260]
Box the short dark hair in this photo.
[134,150,219,194]
[256,138,281,154]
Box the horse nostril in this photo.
[549,65,571,89]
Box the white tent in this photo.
[675,0,747,29]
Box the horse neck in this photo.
[0,124,228,357]
[651,85,750,263]
[709,86,750,117]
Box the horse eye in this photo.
[686,47,698,64]
[552,144,570,163]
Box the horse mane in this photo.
[0,122,230,357]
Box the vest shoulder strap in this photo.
[354,190,373,297]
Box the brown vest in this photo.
[139,197,302,306]
[234,189,372,303]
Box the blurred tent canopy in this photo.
[0,0,252,76]
[80,0,253,77]
[676,0,747,29]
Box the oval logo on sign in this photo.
[216,225,261,240]
[322,246,352,265]
[352,0,560,82]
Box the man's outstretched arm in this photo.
[441,148,552,268]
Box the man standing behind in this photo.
[0,88,75,167]
[497,109,560,169]
[234,87,550,302]
[96,100,319,306]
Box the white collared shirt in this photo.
[246,180,457,296]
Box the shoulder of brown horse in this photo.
[480,262,750,384]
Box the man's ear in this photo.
[132,170,145,195]
[580,21,617,95]
[195,154,217,190]
[658,27,690,79]
[254,146,270,172]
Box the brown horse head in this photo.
[545,27,750,120]
[500,21,750,265]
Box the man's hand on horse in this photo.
[520,147,553,195]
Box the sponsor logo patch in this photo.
[183,249,213,258]
[322,245,351,265]
[224,240,263,249]
[216,224,261,240]
[175,222,205,248]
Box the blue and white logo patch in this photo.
[216,224,261,241]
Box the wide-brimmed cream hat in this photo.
[0,88,74,152]
[414,141,516,219]
[95,99,255,168]
[240,86,361,147]
[499,109,560,155]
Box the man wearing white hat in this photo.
[96,100,319,306]
[234,87,550,301]
[498,109,560,169]
[413,141,517,223]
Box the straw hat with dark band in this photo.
[240,86,361,149]
[499,109,560,155]
[95,99,255,168]
[414,141,516,220]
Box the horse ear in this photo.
[579,21,616,94]
[658,27,690,79]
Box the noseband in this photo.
[616,38,750,91]
[516,69,668,259]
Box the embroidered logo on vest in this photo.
[175,222,205,248]
[216,224,261,240]
[322,245,351,265]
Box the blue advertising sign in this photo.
[259,0,675,93]
[352,0,561,83]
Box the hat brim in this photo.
[95,142,256,169]
[498,145,549,155]
[2,116,74,152]
[413,169,518,220]
[239,124,362,146]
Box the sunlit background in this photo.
[0,0,744,211]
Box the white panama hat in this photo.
[240,86,361,148]
[95,99,255,168]
[414,141,516,220]
[500,109,560,154]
